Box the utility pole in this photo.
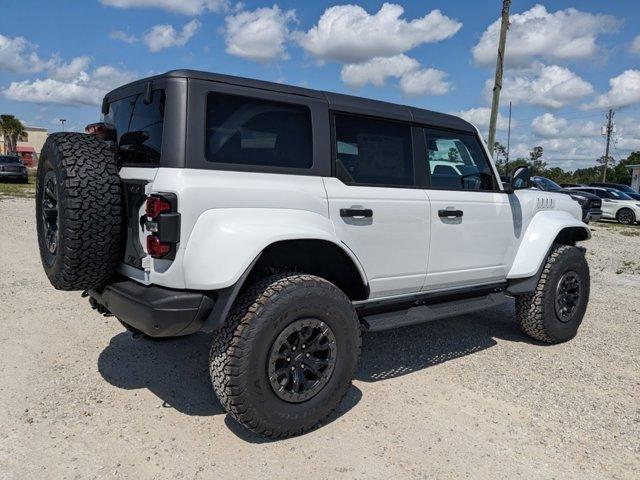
[601,109,614,182]
[506,101,512,173]
[487,0,511,155]
[59,119,66,131]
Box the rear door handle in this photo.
[438,209,463,218]
[340,208,373,218]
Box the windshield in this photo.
[613,184,635,193]
[607,189,633,200]
[534,176,562,191]
[0,156,21,164]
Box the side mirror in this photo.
[505,166,531,193]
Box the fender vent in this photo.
[536,196,555,210]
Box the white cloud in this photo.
[631,35,640,55]
[585,70,640,109]
[109,30,138,44]
[0,34,49,74]
[454,107,512,132]
[488,64,593,109]
[295,3,461,64]
[100,0,227,15]
[224,5,296,62]
[143,19,200,52]
[340,54,450,97]
[531,113,599,138]
[2,61,137,107]
[398,68,450,97]
[341,54,418,88]
[473,4,619,68]
[48,56,92,82]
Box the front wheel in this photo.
[209,273,361,438]
[516,244,590,344]
[616,208,636,225]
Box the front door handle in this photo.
[340,208,373,218]
[438,209,463,218]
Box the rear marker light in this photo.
[147,235,171,258]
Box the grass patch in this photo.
[0,175,35,199]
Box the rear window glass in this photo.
[104,90,165,167]
[334,114,414,187]
[205,92,312,169]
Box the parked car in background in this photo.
[532,176,602,223]
[589,182,640,201]
[0,155,28,183]
[568,186,640,225]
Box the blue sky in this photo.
[1,0,639,169]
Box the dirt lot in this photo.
[0,197,638,480]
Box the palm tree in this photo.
[0,114,26,154]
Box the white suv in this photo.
[35,70,591,438]
[568,186,640,225]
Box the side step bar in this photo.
[358,286,509,332]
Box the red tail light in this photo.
[144,193,180,259]
[147,235,171,258]
[146,196,171,219]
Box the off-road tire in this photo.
[209,272,361,438]
[616,208,636,225]
[516,244,590,344]
[36,132,121,290]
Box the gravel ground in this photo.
[0,197,638,480]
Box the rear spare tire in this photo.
[36,132,122,290]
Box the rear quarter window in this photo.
[205,92,313,169]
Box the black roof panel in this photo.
[106,69,476,133]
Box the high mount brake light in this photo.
[146,196,172,219]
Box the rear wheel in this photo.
[616,208,636,225]
[209,272,361,438]
[516,245,590,344]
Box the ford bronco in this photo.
[36,70,591,438]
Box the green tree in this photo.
[0,115,26,154]
[492,141,508,175]
[528,146,547,175]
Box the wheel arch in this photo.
[506,211,590,294]
[182,208,369,292]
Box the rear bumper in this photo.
[89,278,216,337]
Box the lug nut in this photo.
[305,353,310,358]
[291,366,295,371]
[302,344,306,349]
[301,364,305,369]
[286,357,291,362]
[292,346,296,351]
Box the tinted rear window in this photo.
[105,90,165,167]
[334,114,414,187]
[205,92,312,169]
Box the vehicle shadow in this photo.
[357,299,533,382]
[97,299,533,440]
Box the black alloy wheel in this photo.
[554,271,582,323]
[267,318,337,403]
[41,170,59,255]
